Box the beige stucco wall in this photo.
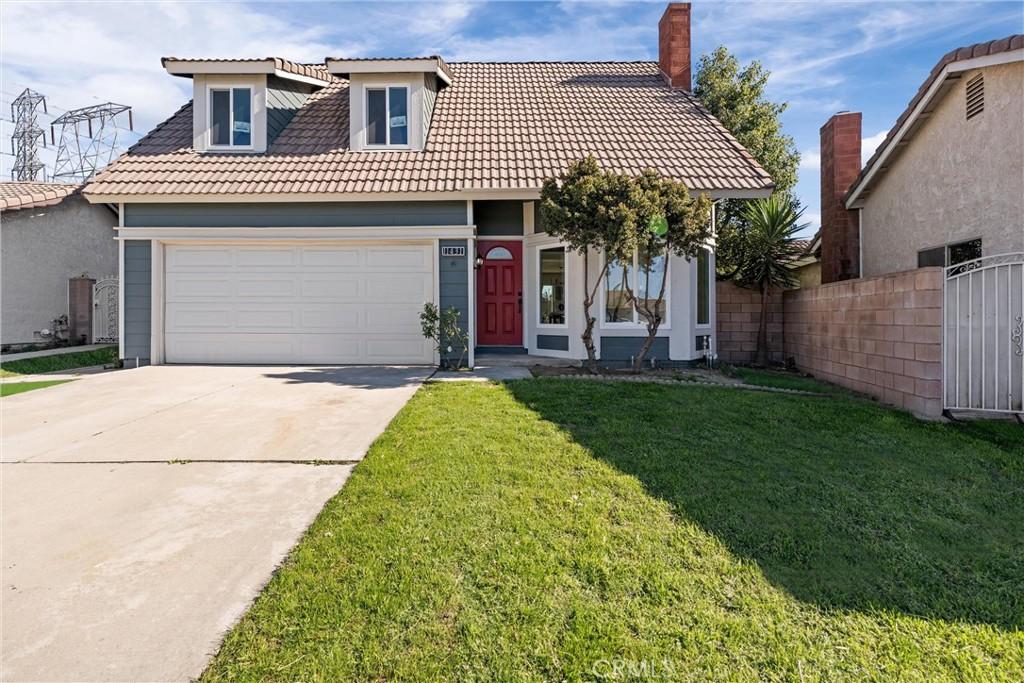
[860,60,1024,277]
[1,197,118,344]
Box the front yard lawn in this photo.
[204,380,1023,682]
[0,345,117,377]
[0,379,73,397]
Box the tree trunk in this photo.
[754,282,770,367]
[579,251,605,373]
[631,245,670,372]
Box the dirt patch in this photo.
[529,365,742,386]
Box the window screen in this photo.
[948,238,982,266]
[367,88,387,145]
[210,90,230,146]
[389,87,408,145]
[232,88,251,146]
[697,248,710,325]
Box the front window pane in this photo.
[232,88,251,146]
[638,244,667,323]
[389,87,408,145]
[697,248,710,325]
[367,88,386,145]
[539,247,566,325]
[210,89,230,146]
[605,257,632,323]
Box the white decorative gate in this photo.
[944,253,1024,415]
[92,277,119,343]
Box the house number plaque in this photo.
[441,246,466,257]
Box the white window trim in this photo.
[600,249,671,330]
[363,82,412,150]
[695,247,712,330]
[206,85,254,151]
[537,244,569,330]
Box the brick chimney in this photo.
[659,3,691,90]
[819,111,862,283]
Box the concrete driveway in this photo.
[1,365,429,682]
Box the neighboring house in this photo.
[83,3,772,367]
[789,234,821,288]
[1,182,118,346]
[816,35,1023,282]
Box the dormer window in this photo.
[366,85,409,147]
[209,86,253,149]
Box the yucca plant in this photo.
[735,195,806,366]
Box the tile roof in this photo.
[846,34,1023,205]
[85,61,774,198]
[161,57,332,83]
[0,181,80,212]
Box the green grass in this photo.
[728,366,842,394]
[0,346,117,377]
[0,379,73,396]
[203,381,1024,682]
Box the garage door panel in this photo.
[300,248,363,268]
[168,247,234,269]
[235,248,297,268]
[167,277,233,299]
[236,276,298,298]
[300,275,361,299]
[164,244,436,364]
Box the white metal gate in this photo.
[92,277,119,344]
[944,253,1024,415]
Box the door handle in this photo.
[517,291,523,312]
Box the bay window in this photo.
[366,85,409,146]
[209,87,252,148]
[604,245,669,326]
[539,247,566,326]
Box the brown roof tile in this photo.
[87,61,773,198]
[0,181,80,212]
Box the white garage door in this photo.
[164,244,435,364]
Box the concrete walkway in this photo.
[1,364,429,682]
[0,343,113,362]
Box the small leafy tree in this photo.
[734,195,805,367]
[541,158,712,372]
[540,157,637,369]
[420,303,469,370]
[624,170,713,371]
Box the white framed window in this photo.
[538,246,567,327]
[696,247,711,327]
[602,245,670,328]
[208,86,252,149]
[365,84,409,147]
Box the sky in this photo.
[1,0,1021,235]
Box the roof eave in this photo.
[845,46,1023,209]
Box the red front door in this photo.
[477,240,523,346]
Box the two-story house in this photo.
[84,3,773,367]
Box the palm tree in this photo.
[735,195,806,367]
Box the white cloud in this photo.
[799,149,821,171]
[861,129,890,163]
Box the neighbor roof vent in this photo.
[965,74,984,120]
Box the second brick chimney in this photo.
[819,111,862,283]
[659,3,691,90]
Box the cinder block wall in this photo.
[783,268,943,417]
[716,281,784,364]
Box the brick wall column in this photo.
[820,112,862,283]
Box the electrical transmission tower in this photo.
[10,88,48,181]
[51,102,133,183]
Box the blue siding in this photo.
[475,200,524,236]
[600,336,669,362]
[439,239,470,365]
[537,334,569,351]
[123,201,468,228]
[266,75,313,144]
[123,240,151,361]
